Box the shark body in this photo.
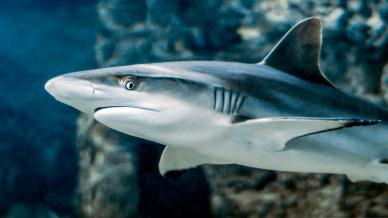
[45,18,388,183]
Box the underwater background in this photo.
[1,0,388,217]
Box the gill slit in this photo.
[214,87,245,115]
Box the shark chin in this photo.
[93,106,163,138]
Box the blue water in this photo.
[0,0,98,215]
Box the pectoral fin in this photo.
[232,117,379,152]
[159,146,228,176]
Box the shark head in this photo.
[45,64,227,143]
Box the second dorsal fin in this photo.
[259,17,334,88]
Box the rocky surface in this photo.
[205,166,388,218]
[76,114,139,218]
[76,0,388,217]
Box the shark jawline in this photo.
[94,106,159,113]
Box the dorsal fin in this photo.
[259,17,334,88]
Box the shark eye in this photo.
[124,79,137,90]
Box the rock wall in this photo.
[77,0,388,217]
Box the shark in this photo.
[45,18,388,184]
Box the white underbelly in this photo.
[195,125,387,175]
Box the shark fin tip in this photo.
[344,119,380,128]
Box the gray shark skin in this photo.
[45,18,388,184]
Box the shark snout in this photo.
[45,75,95,113]
[45,76,66,95]
[45,75,92,98]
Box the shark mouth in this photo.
[94,106,158,113]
